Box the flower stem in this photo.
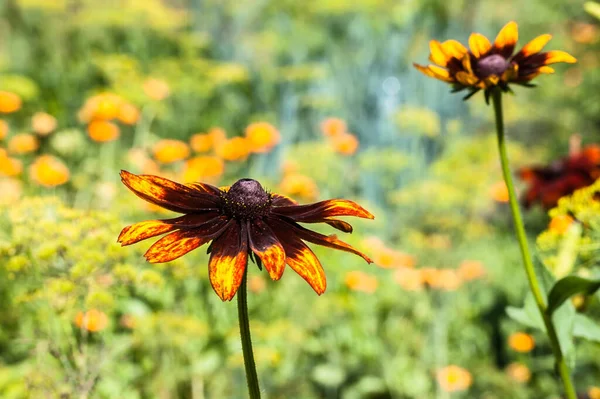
[237,270,261,399]
[491,89,576,399]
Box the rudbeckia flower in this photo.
[414,21,577,101]
[118,171,374,301]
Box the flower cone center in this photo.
[223,178,270,220]
[476,54,509,78]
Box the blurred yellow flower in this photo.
[216,136,250,161]
[331,132,359,155]
[88,120,120,142]
[490,181,509,203]
[0,119,9,140]
[29,155,70,187]
[320,117,347,137]
[0,150,23,177]
[393,268,424,291]
[457,260,486,281]
[436,365,473,393]
[79,93,123,122]
[548,214,574,235]
[282,160,299,175]
[421,268,462,291]
[190,133,213,153]
[345,271,378,293]
[508,332,535,353]
[31,112,57,136]
[0,91,22,113]
[245,122,281,153]
[8,133,39,154]
[182,156,224,182]
[209,127,227,147]
[279,173,319,201]
[152,139,190,164]
[75,309,109,332]
[589,386,600,399]
[143,78,170,101]
[506,362,531,383]
[117,103,141,125]
[0,178,22,205]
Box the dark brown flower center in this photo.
[222,178,271,220]
[476,54,509,78]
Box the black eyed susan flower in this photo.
[118,171,374,301]
[413,21,577,101]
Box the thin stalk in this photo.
[237,269,261,399]
[491,89,576,399]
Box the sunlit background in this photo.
[1,0,599,398]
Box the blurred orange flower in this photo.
[320,117,347,137]
[279,173,319,201]
[331,132,359,155]
[421,268,462,291]
[506,362,531,383]
[436,365,473,393]
[490,181,509,202]
[589,386,600,399]
[373,247,416,269]
[29,155,70,187]
[88,120,120,142]
[345,271,378,293]
[548,214,574,235]
[143,78,170,101]
[8,133,39,154]
[190,133,213,153]
[0,178,22,205]
[153,139,190,164]
[457,260,486,281]
[209,127,227,147]
[117,103,141,125]
[245,122,281,153]
[216,137,250,161]
[393,268,424,291]
[248,275,267,294]
[0,119,9,140]
[0,91,22,113]
[79,93,123,122]
[31,112,57,136]
[571,22,598,44]
[182,156,225,182]
[0,149,23,177]
[508,332,535,352]
[75,309,109,332]
[127,148,161,175]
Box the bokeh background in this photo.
[1,0,599,398]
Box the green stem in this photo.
[491,89,576,399]
[237,270,261,399]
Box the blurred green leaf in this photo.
[584,1,600,19]
[573,314,600,343]
[547,276,600,315]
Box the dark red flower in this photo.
[118,171,374,300]
[520,145,600,209]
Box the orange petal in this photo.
[118,212,221,246]
[275,219,372,263]
[440,40,468,60]
[468,33,492,58]
[120,170,219,213]
[414,63,436,78]
[427,65,453,82]
[462,53,473,74]
[208,223,248,301]
[281,237,326,295]
[144,230,211,263]
[248,220,286,280]
[543,50,577,64]
[273,199,374,221]
[519,34,552,58]
[493,21,518,56]
[455,71,479,86]
[428,40,451,66]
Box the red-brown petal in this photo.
[185,182,222,195]
[272,199,374,221]
[118,212,222,246]
[248,220,286,280]
[271,217,372,263]
[208,222,248,301]
[271,193,298,206]
[120,170,220,213]
[277,234,326,295]
[143,218,230,263]
[324,218,354,233]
